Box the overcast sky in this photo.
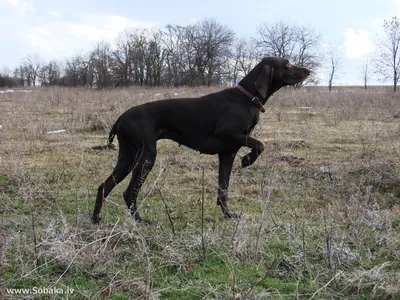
[1,0,399,85]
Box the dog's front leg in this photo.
[241,140,265,168]
[215,127,264,168]
[214,113,265,168]
[217,151,241,218]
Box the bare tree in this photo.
[38,65,48,86]
[326,45,344,91]
[293,25,321,85]
[181,24,197,85]
[38,61,62,86]
[63,54,93,87]
[63,56,82,87]
[360,55,371,90]
[375,16,400,92]
[13,66,25,86]
[229,38,259,85]
[113,29,135,87]
[21,54,42,86]
[144,30,165,86]
[162,20,234,87]
[196,19,235,86]
[255,21,321,85]
[163,24,186,86]
[257,21,296,57]
[91,41,114,88]
[12,55,40,87]
[132,31,147,86]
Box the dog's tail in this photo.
[92,118,119,150]
[107,118,119,149]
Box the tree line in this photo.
[0,19,320,89]
[1,17,400,91]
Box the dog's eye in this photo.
[285,61,292,69]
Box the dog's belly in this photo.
[158,130,235,154]
[183,136,236,154]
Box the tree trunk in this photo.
[328,68,334,92]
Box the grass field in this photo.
[0,86,399,299]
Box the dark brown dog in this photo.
[92,57,310,224]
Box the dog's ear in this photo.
[254,64,273,99]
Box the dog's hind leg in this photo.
[123,143,157,224]
[92,136,132,224]
[217,150,241,218]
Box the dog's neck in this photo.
[264,83,283,102]
[236,81,283,106]
[236,84,265,113]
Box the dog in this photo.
[92,57,310,224]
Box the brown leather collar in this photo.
[236,84,265,113]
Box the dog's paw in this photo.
[241,152,257,168]
[241,153,251,168]
[92,214,101,224]
[136,218,153,225]
[224,211,242,219]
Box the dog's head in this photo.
[239,57,311,102]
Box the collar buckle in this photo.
[236,84,265,113]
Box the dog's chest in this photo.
[247,112,260,132]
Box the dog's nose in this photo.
[304,68,311,76]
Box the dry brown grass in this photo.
[0,85,399,299]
